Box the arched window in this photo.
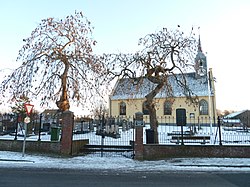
[142,101,149,115]
[119,102,126,115]
[120,102,126,115]
[164,101,172,115]
[199,99,208,115]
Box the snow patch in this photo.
[0,151,250,172]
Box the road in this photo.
[0,168,249,187]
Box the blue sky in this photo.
[0,0,250,113]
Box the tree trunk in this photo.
[147,101,159,144]
[145,82,164,144]
[56,58,70,111]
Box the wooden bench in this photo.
[167,130,193,136]
[171,135,210,144]
[81,145,133,153]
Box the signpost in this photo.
[22,103,34,157]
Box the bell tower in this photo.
[195,35,207,78]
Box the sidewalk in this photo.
[0,151,250,172]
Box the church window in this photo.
[119,102,126,115]
[164,101,172,115]
[199,99,208,115]
[199,59,203,66]
[142,101,149,115]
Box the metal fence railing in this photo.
[0,114,249,146]
[146,116,250,145]
[73,116,135,146]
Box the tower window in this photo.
[199,59,203,66]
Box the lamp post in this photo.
[22,103,34,157]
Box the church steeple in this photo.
[195,34,207,78]
[198,35,202,52]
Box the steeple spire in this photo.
[194,30,207,78]
[198,34,202,52]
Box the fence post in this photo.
[134,111,144,159]
[217,116,222,146]
[134,125,144,160]
[60,110,74,155]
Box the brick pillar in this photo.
[134,126,144,160]
[60,110,74,155]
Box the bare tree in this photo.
[0,11,106,112]
[105,26,198,143]
[91,101,109,119]
[222,110,235,117]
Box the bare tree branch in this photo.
[105,26,198,143]
[0,11,108,112]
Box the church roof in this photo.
[110,72,213,100]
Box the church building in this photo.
[109,37,217,124]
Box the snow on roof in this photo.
[110,72,212,100]
[224,110,248,119]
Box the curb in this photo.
[0,159,35,163]
[177,164,250,168]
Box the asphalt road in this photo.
[0,168,249,187]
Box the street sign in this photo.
[24,117,30,124]
[24,103,34,116]
[22,114,32,157]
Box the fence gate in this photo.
[74,116,135,158]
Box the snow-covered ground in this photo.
[1,124,250,172]
[0,151,250,172]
